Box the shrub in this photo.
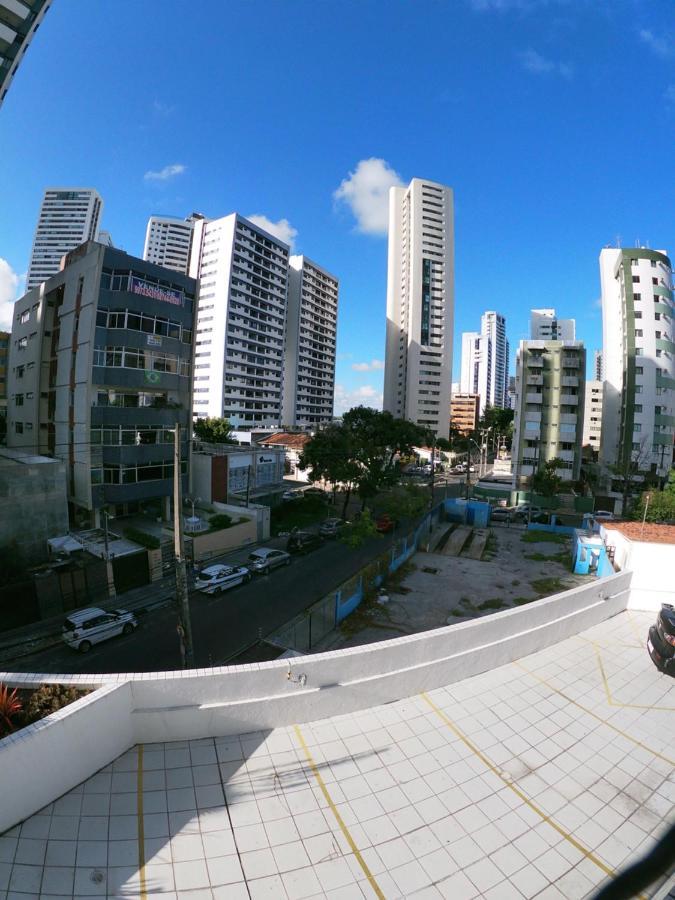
[208,513,233,530]
[21,684,85,725]
[123,528,160,550]
[521,531,569,545]
[0,684,22,737]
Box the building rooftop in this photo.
[0,448,62,467]
[259,433,311,450]
[604,521,675,546]
[2,611,673,898]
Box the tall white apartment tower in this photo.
[459,311,509,413]
[599,248,674,480]
[530,308,575,341]
[143,213,205,274]
[283,256,338,428]
[188,214,290,428]
[459,332,488,408]
[383,178,454,439]
[26,188,103,289]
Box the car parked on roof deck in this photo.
[194,564,251,594]
[647,604,675,674]
[62,607,137,653]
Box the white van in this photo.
[62,607,138,652]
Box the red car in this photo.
[376,514,396,533]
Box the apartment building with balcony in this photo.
[0,0,51,107]
[530,308,575,341]
[450,391,479,435]
[599,248,674,481]
[511,340,586,487]
[283,255,338,428]
[582,380,603,454]
[6,242,196,525]
[459,311,509,414]
[383,178,454,439]
[188,214,289,429]
[0,330,8,430]
[143,213,205,275]
[26,188,103,290]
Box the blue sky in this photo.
[1,0,673,413]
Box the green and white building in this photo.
[511,340,586,487]
[599,248,674,481]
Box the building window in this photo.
[635,366,643,374]
[632,276,640,283]
[15,422,23,434]
[634,404,642,413]
[634,424,641,433]
[635,348,643,356]
[635,329,643,337]
[19,309,30,324]
[14,394,23,406]
[635,385,643,393]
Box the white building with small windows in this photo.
[188,214,290,429]
[459,311,509,414]
[599,248,674,481]
[26,188,103,290]
[143,213,205,274]
[383,178,454,439]
[582,380,603,453]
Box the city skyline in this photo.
[0,0,673,414]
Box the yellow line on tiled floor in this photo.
[293,724,385,900]
[515,661,675,766]
[421,692,618,882]
[593,644,675,712]
[136,744,147,900]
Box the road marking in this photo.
[593,643,675,712]
[136,744,147,900]
[421,692,618,883]
[293,724,384,899]
[515,661,675,766]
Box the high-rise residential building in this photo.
[506,375,517,410]
[0,0,51,108]
[450,392,479,435]
[26,188,103,290]
[188,213,290,428]
[599,247,674,480]
[6,242,197,524]
[383,178,454,439]
[582,380,603,453]
[594,349,603,382]
[283,255,338,428]
[459,311,509,413]
[530,308,575,341]
[0,330,9,433]
[143,213,205,275]
[511,340,586,486]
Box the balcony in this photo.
[562,357,581,368]
[560,413,577,424]
[526,393,543,404]
[560,394,579,405]
[526,375,543,386]
[527,358,544,368]
[558,450,575,462]
[561,376,579,387]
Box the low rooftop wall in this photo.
[0,571,632,833]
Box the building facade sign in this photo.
[129,276,184,307]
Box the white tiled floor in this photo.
[2,611,674,899]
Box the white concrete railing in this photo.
[0,571,632,833]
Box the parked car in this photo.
[319,517,346,538]
[62,607,137,653]
[287,530,324,553]
[303,487,328,500]
[490,506,514,522]
[194,564,251,594]
[247,547,291,574]
[647,604,675,674]
[376,514,396,533]
[592,511,616,521]
[512,504,544,520]
[281,490,304,502]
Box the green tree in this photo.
[634,486,675,523]
[609,439,653,514]
[531,458,564,497]
[379,483,428,521]
[298,424,361,518]
[339,509,380,548]
[193,417,236,444]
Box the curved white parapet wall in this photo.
[0,571,631,833]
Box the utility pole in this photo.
[174,423,194,669]
[102,509,116,599]
[428,435,436,510]
[245,464,252,508]
[465,446,471,500]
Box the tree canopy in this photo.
[193,417,236,444]
[531,458,564,497]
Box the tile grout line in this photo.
[420,691,623,886]
[293,723,385,900]
[136,744,147,900]
[515,660,675,766]
[592,643,675,712]
[212,736,252,899]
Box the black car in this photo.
[648,604,675,674]
[286,530,324,554]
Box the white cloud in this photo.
[470,0,566,10]
[334,383,383,416]
[144,163,187,182]
[519,49,573,78]
[351,359,385,372]
[152,100,174,117]
[0,259,22,331]
[666,84,675,104]
[333,158,404,236]
[639,29,671,57]
[246,215,298,250]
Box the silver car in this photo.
[195,564,251,594]
[247,548,291,574]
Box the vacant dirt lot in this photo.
[315,523,595,651]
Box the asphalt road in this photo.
[11,532,399,676]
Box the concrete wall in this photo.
[600,526,675,611]
[190,517,258,563]
[1,571,631,830]
[0,683,132,834]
